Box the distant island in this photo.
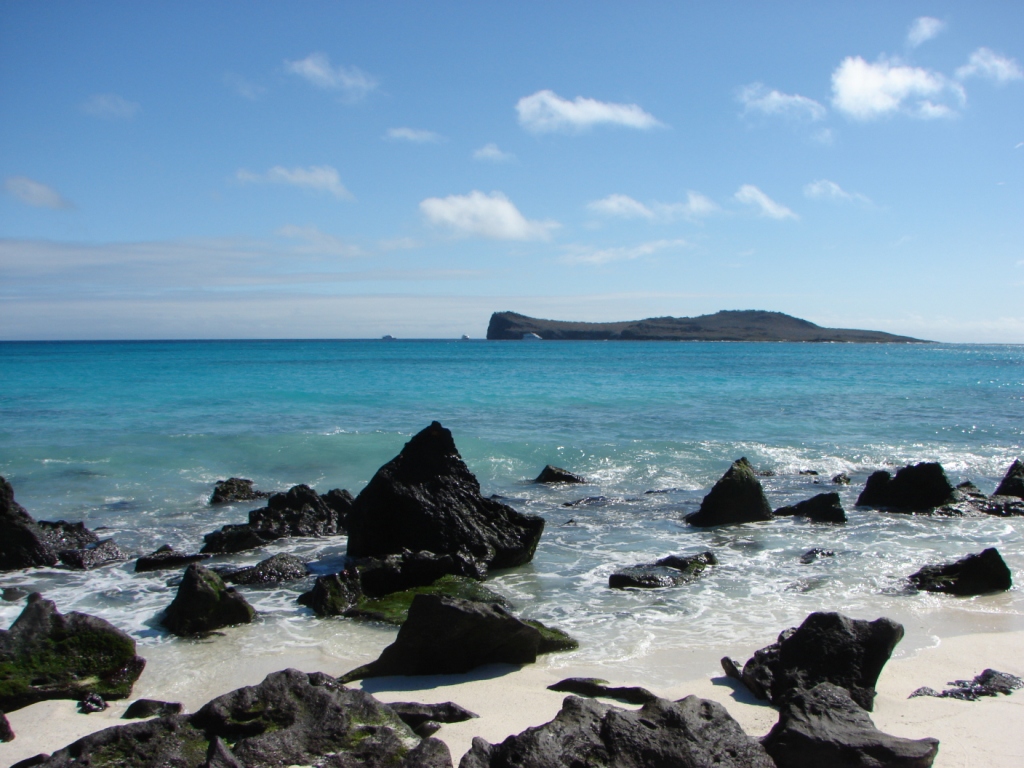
[486,310,928,343]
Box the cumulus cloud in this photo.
[420,190,558,241]
[562,239,688,265]
[907,17,946,48]
[236,165,353,199]
[737,83,826,121]
[385,127,442,143]
[956,48,1024,83]
[804,179,870,204]
[516,90,663,133]
[81,93,140,120]
[734,185,797,220]
[284,53,377,100]
[4,176,74,209]
[831,56,963,120]
[587,194,654,219]
[473,143,515,162]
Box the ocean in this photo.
[1,339,1022,687]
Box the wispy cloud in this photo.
[81,93,140,120]
[587,194,655,219]
[236,166,353,199]
[276,225,364,257]
[473,143,515,162]
[804,179,870,204]
[284,53,377,101]
[420,190,558,241]
[737,83,826,121]
[734,185,797,220]
[385,127,443,143]
[223,72,266,100]
[587,192,719,222]
[831,56,964,120]
[4,176,74,209]
[562,238,688,265]
[956,48,1024,83]
[659,192,720,220]
[907,17,946,48]
[516,90,663,133]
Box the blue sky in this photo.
[1,2,1021,341]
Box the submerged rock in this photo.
[209,477,269,504]
[909,547,1012,595]
[461,694,775,768]
[297,569,363,617]
[609,551,718,589]
[774,492,846,523]
[534,465,587,484]
[685,458,774,527]
[135,545,210,573]
[346,422,545,573]
[161,564,256,636]
[831,473,851,485]
[57,538,127,570]
[224,553,309,585]
[994,459,1024,499]
[762,682,939,768]
[799,548,835,565]
[0,593,145,712]
[547,677,658,705]
[123,699,184,719]
[856,463,956,511]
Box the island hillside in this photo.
[486,310,927,342]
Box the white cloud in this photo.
[831,56,963,120]
[562,239,688,265]
[284,53,377,100]
[737,83,826,121]
[385,127,442,143]
[907,17,946,48]
[276,225,363,257]
[420,190,558,241]
[81,93,140,120]
[223,73,265,100]
[956,48,1024,83]
[588,192,719,222]
[804,179,870,204]
[587,194,654,219]
[473,143,515,162]
[659,192,720,220]
[734,185,797,220]
[516,89,663,133]
[236,166,353,199]
[4,176,74,209]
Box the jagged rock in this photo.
[0,711,13,742]
[357,549,484,597]
[57,538,127,570]
[909,668,1024,701]
[77,693,108,713]
[548,677,658,705]
[0,477,60,570]
[297,569,363,616]
[909,548,1012,595]
[994,459,1024,498]
[346,422,545,573]
[210,477,269,504]
[27,669,454,768]
[831,473,851,485]
[723,611,904,711]
[534,465,587,484]
[975,495,1024,517]
[856,463,955,511]
[460,694,775,768]
[774,492,846,523]
[685,458,774,527]
[161,564,256,636]
[387,701,478,732]
[135,545,210,573]
[956,480,986,498]
[202,484,347,554]
[340,594,570,682]
[0,593,145,712]
[321,487,355,516]
[762,682,939,768]
[36,520,98,551]
[609,551,717,589]
[224,553,308,585]
[799,548,835,564]
[123,699,184,718]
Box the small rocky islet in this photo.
[0,423,1021,765]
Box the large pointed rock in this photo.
[346,422,544,572]
[0,477,59,570]
[994,459,1024,499]
[685,458,773,527]
[909,548,1012,595]
[856,463,955,511]
[762,682,939,768]
[161,564,255,636]
[0,593,145,712]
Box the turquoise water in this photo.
[1,340,1022,678]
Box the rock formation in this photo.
[774,492,846,523]
[909,548,1012,595]
[209,477,269,504]
[856,463,956,511]
[685,458,774,527]
[534,465,586,484]
[994,459,1024,499]
[609,551,717,589]
[161,564,256,635]
[547,678,658,705]
[224,553,309,585]
[135,545,209,572]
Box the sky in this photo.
[1,2,1022,342]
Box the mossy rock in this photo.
[523,620,579,653]
[348,575,512,625]
[162,563,256,636]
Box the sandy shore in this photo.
[2,626,1022,767]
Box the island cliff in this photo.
[486,310,927,342]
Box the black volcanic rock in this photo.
[685,458,774,527]
[210,477,269,504]
[994,459,1024,499]
[36,520,98,551]
[774,492,846,523]
[224,553,309,585]
[609,551,717,589]
[161,564,256,636]
[0,593,145,712]
[135,545,210,572]
[910,668,1024,701]
[547,677,658,705]
[486,309,927,342]
[345,422,545,573]
[356,549,484,597]
[0,711,12,741]
[0,477,60,571]
[461,694,775,768]
[57,539,128,570]
[856,463,956,511]
[122,699,184,718]
[534,465,586,484]
[297,570,362,617]
[762,682,939,768]
[909,548,1012,595]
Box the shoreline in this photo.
[2,622,1022,767]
